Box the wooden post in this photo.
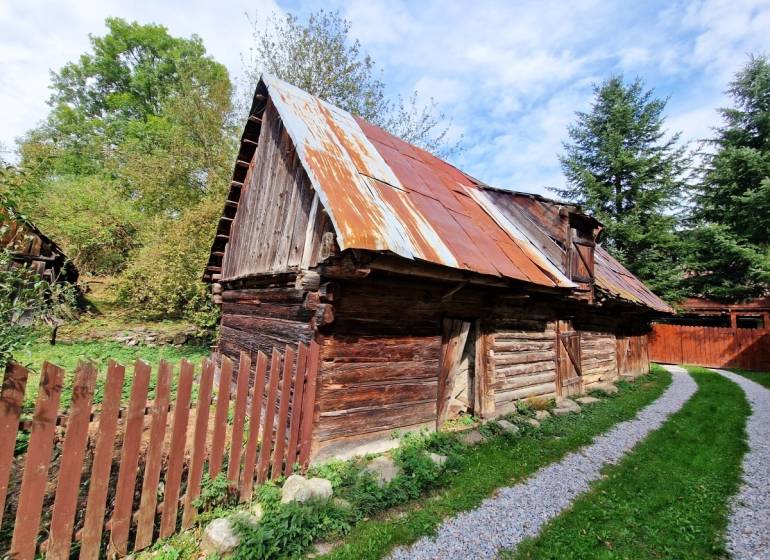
[0,362,28,534]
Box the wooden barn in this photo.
[203,76,673,461]
[1,207,78,285]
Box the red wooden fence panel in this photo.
[239,351,267,502]
[0,362,28,534]
[109,360,151,556]
[182,358,215,529]
[134,360,171,551]
[47,362,97,560]
[257,350,283,484]
[80,360,125,560]
[209,356,232,478]
[159,359,193,539]
[650,323,770,371]
[2,340,321,559]
[11,362,64,560]
[227,352,251,487]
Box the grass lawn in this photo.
[11,337,210,415]
[732,368,770,389]
[503,367,749,560]
[320,366,672,560]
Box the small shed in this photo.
[665,297,770,329]
[204,76,672,461]
[0,208,78,285]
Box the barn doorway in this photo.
[436,318,476,428]
[556,320,583,396]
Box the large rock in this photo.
[557,398,581,411]
[460,429,485,446]
[534,410,551,421]
[428,452,448,467]
[497,419,520,434]
[365,456,401,487]
[575,396,600,405]
[595,383,619,395]
[525,418,541,428]
[552,406,579,416]
[201,518,240,556]
[281,474,333,504]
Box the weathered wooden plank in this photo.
[285,344,308,475]
[159,359,194,539]
[11,363,63,559]
[182,359,215,529]
[227,352,251,486]
[134,361,172,551]
[320,360,439,386]
[209,356,233,478]
[240,352,268,501]
[47,363,97,560]
[0,362,28,534]
[493,371,556,392]
[257,350,282,483]
[495,360,556,377]
[494,382,557,403]
[321,381,438,412]
[298,341,320,468]
[317,400,435,441]
[271,346,295,479]
[494,350,555,367]
[80,361,125,560]
[109,360,151,556]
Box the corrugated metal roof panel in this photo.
[594,247,673,313]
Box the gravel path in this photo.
[711,368,770,559]
[388,365,696,560]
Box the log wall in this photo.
[580,330,619,389]
[491,320,557,414]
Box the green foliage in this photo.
[245,10,459,157]
[681,223,770,301]
[194,473,237,514]
[506,368,749,560]
[687,55,770,301]
[116,195,222,327]
[556,76,690,301]
[232,500,354,560]
[0,246,77,368]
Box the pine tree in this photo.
[685,55,770,301]
[555,76,689,301]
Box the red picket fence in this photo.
[649,323,770,371]
[0,341,319,559]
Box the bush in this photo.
[116,195,221,329]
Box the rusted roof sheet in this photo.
[263,75,572,289]
[594,247,673,313]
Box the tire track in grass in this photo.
[386,366,696,560]
[504,367,749,560]
[712,368,770,559]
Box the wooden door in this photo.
[436,318,471,428]
[557,320,582,396]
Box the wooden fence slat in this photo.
[159,359,194,539]
[256,350,282,484]
[227,352,251,486]
[182,359,215,529]
[239,352,267,502]
[285,343,308,475]
[209,356,233,478]
[298,341,320,470]
[0,362,28,532]
[134,361,172,551]
[109,360,151,557]
[47,362,98,560]
[271,346,295,479]
[80,361,125,560]
[10,362,64,560]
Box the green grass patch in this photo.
[320,366,672,560]
[732,368,770,389]
[504,367,749,560]
[11,337,210,414]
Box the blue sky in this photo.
[2,0,769,195]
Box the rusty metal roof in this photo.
[226,75,671,312]
[594,247,673,313]
[264,75,572,289]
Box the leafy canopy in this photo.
[556,76,690,301]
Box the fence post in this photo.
[0,362,28,534]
